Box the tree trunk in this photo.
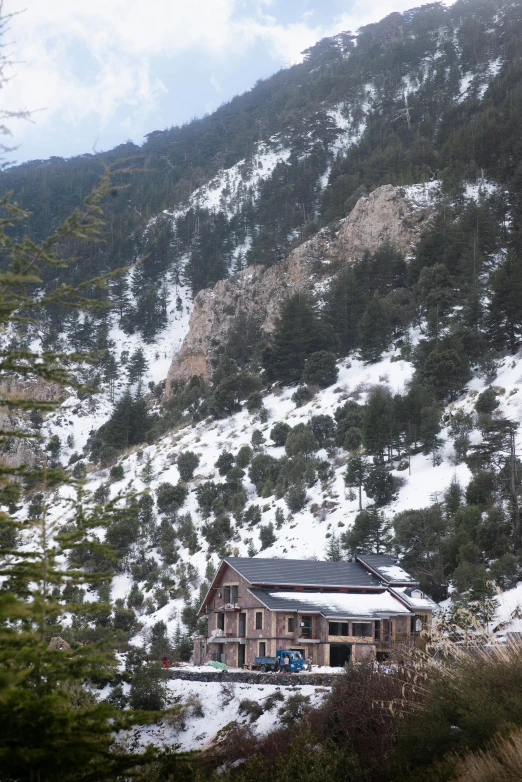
[509,426,521,548]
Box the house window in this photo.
[259,642,266,657]
[287,617,295,633]
[412,614,427,633]
[329,621,349,636]
[216,613,224,631]
[352,622,372,637]
[224,585,239,604]
[374,620,380,641]
[255,611,263,629]
[300,616,312,638]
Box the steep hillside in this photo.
[5,0,522,762]
[1,0,521,347]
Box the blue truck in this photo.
[253,649,305,673]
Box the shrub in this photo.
[93,483,110,505]
[243,505,262,527]
[343,427,363,452]
[129,666,168,711]
[270,422,291,447]
[201,515,232,553]
[109,464,124,482]
[475,387,499,414]
[308,415,335,448]
[249,455,281,494]
[302,351,338,388]
[236,445,253,468]
[285,482,307,512]
[251,430,265,452]
[292,385,313,407]
[246,391,263,413]
[285,425,319,459]
[177,450,200,481]
[106,513,140,554]
[259,522,276,550]
[72,461,86,479]
[156,482,188,514]
[239,699,264,722]
[127,583,144,610]
[215,451,235,476]
[278,693,311,726]
[107,683,128,710]
[263,691,285,711]
[393,646,522,778]
[363,464,403,507]
[113,607,136,633]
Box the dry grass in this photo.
[452,728,522,781]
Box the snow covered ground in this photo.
[128,677,330,752]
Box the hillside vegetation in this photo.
[4,0,522,779]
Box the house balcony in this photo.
[298,634,321,643]
[223,603,241,611]
[208,632,246,644]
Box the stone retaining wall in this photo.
[168,670,339,686]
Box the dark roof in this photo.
[249,588,412,619]
[223,557,383,588]
[355,554,418,585]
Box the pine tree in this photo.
[358,293,393,363]
[363,387,394,457]
[488,251,522,353]
[325,532,343,561]
[344,453,369,511]
[343,508,392,555]
[127,347,149,384]
[263,293,337,383]
[322,265,365,354]
[0,164,167,777]
[104,352,118,402]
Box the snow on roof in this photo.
[264,590,412,618]
[379,565,415,582]
[391,587,438,611]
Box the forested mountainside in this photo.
[4,0,522,637]
[1,0,521,342]
[6,0,522,775]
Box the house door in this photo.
[238,613,246,637]
[329,644,351,667]
[238,643,245,668]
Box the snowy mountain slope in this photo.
[39,282,193,465]
[35,326,522,647]
[27,173,522,653]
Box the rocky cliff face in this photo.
[165,184,435,394]
[0,378,69,470]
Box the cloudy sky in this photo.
[2,0,439,164]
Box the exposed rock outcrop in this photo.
[165,184,435,393]
[336,184,434,259]
[0,377,69,470]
